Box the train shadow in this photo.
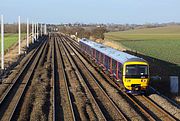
[124,50,180,97]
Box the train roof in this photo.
[80,38,146,64]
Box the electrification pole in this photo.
[32,22,34,43]
[37,23,39,40]
[27,18,29,48]
[41,23,42,36]
[34,23,36,41]
[44,24,47,35]
[18,16,21,55]
[1,15,4,69]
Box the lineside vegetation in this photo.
[0,33,26,52]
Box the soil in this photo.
[4,36,32,68]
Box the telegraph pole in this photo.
[27,18,29,47]
[1,15,4,69]
[32,22,34,43]
[18,16,21,55]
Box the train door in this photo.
[87,46,90,55]
[118,62,123,81]
[86,46,88,54]
[112,59,117,77]
[93,49,96,59]
[96,51,99,62]
[100,53,105,68]
[90,48,93,56]
[104,55,109,70]
[99,52,102,64]
[109,57,112,74]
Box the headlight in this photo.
[141,79,146,82]
[126,80,131,82]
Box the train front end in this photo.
[123,60,149,93]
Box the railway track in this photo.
[0,36,48,121]
[60,36,128,120]
[131,95,177,121]
[54,35,76,121]
[58,37,106,120]
[51,35,56,121]
[62,34,178,121]
[0,33,177,120]
[102,67,178,121]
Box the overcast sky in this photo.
[0,0,180,24]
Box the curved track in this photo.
[60,35,128,121]
[58,37,107,120]
[0,33,178,121]
[131,95,177,121]
[62,34,178,121]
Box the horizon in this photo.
[0,0,180,24]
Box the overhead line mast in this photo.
[18,16,21,55]
[27,18,29,48]
[1,15,4,69]
[32,22,34,43]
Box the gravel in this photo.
[61,45,98,121]
[149,94,180,119]
[76,49,145,120]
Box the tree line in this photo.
[57,26,107,40]
[0,23,31,33]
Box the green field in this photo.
[0,33,26,51]
[105,25,180,65]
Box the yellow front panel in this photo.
[123,61,149,91]
[124,78,149,90]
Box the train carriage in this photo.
[79,38,150,93]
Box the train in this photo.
[79,38,150,93]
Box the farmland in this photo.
[105,25,180,65]
[0,33,26,51]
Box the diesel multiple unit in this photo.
[79,38,150,93]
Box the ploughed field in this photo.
[105,25,180,65]
[0,33,179,120]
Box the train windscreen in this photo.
[125,65,148,78]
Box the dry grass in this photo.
[102,40,126,51]
[3,37,32,68]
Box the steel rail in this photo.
[55,36,76,121]
[66,36,177,121]
[51,36,56,121]
[58,37,107,121]
[61,37,128,121]
[63,35,157,121]
[0,37,48,121]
